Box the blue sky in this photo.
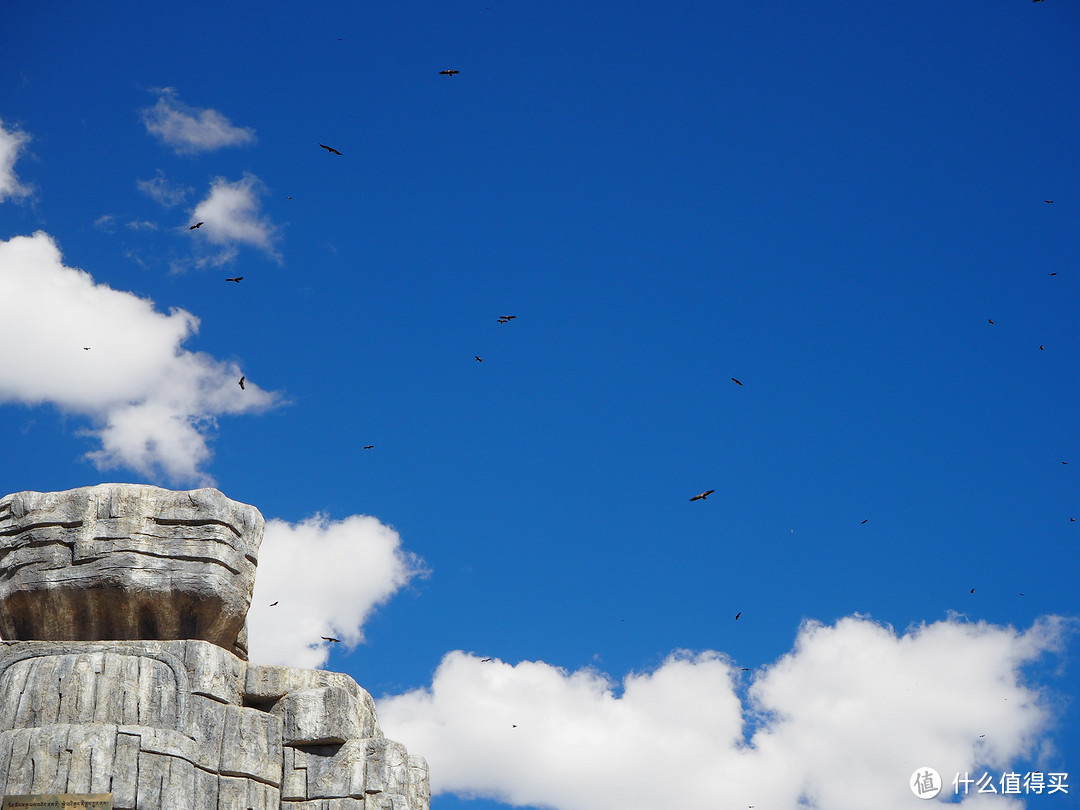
[1,2,1078,808]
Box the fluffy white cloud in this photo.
[0,231,279,483]
[0,119,32,201]
[377,616,1070,810]
[142,88,255,154]
[188,174,279,265]
[247,514,428,670]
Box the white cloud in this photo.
[137,169,191,207]
[247,514,428,670]
[377,615,1071,810]
[188,174,280,265]
[0,231,280,483]
[0,119,32,201]
[141,88,255,154]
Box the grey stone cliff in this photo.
[0,485,430,810]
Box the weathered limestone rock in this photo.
[0,485,262,657]
[0,486,429,810]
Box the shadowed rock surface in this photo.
[0,485,429,810]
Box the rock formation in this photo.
[0,484,429,810]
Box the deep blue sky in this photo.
[1,2,1078,808]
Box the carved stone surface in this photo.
[0,487,429,810]
[0,485,263,657]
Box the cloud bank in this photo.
[377,616,1070,810]
[247,514,428,670]
[142,88,255,154]
[0,231,279,483]
[0,119,32,201]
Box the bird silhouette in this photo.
[238,376,245,390]
[475,356,483,362]
[861,519,869,524]
[1040,345,1045,350]
[497,315,516,323]
[269,601,278,607]
[481,657,493,663]
[970,588,975,594]
[690,489,715,502]
[741,668,750,671]
[322,636,341,643]
[988,319,994,324]
[1049,272,1058,276]
[226,277,243,283]
[363,445,374,450]
[731,377,743,385]
[439,69,460,77]
[319,144,342,155]
[83,347,90,351]
[735,612,741,620]
[189,222,204,230]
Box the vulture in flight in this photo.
[481,657,493,663]
[226,277,243,283]
[189,222,204,230]
[690,489,715,502]
[363,445,375,450]
[861,519,868,524]
[269,601,279,607]
[988,319,994,324]
[475,356,483,362]
[735,612,741,620]
[238,376,245,390]
[498,315,516,323]
[319,144,343,155]
[322,636,341,643]
[731,377,743,386]
[439,69,460,77]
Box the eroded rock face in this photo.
[0,486,430,810]
[0,484,262,657]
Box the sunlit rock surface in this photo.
[0,485,429,810]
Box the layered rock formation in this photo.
[0,485,429,810]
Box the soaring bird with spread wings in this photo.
[439,69,460,77]
[319,144,342,155]
[690,489,715,502]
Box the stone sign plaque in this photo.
[2,797,113,810]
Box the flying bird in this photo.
[439,69,460,77]
[690,489,715,502]
[731,377,743,385]
[1049,272,1058,276]
[475,356,483,362]
[319,144,342,155]
[970,588,975,594]
[988,319,994,324]
[861,519,868,524]
[735,612,741,620]
[226,277,243,283]
[363,445,374,450]
[321,636,341,643]
[269,601,278,607]
[740,668,750,671]
[1040,345,1045,350]
[83,347,90,351]
[481,657,493,663]
[238,376,245,390]
[189,222,204,230]
[497,315,516,323]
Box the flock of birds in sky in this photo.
[160,63,1068,648]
